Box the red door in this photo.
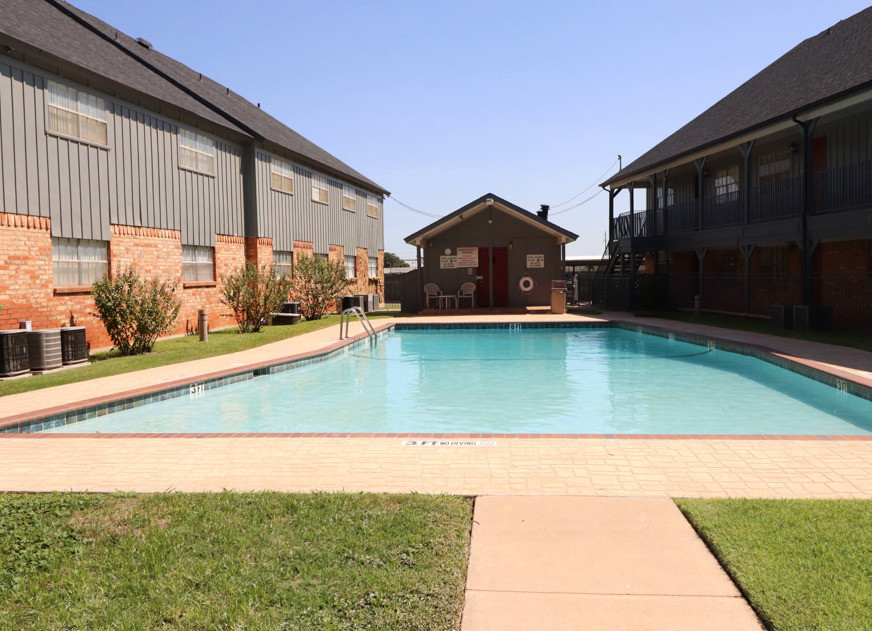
[476,247,509,307]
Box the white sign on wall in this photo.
[456,247,479,267]
[440,255,457,269]
[527,254,545,268]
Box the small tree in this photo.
[291,254,352,320]
[221,262,292,333]
[383,251,409,268]
[92,268,181,355]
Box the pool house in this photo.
[402,194,578,311]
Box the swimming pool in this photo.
[40,325,872,435]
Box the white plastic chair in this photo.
[457,282,476,308]
[423,282,442,308]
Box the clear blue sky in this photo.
[72,0,872,260]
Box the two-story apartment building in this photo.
[601,7,872,330]
[0,0,388,348]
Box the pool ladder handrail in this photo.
[340,306,377,341]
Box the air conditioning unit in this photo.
[355,294,379,312]
[27,329,62,372]
[770,304,794,330]
[793,305,832,331]
[342,295,366,311]
[281,301,301,314]
[61,326,88,365]
[0,330,29,377]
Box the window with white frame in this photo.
[271,159,294,194]
[312,175,329,204]
[47,81,108,146]
[342,187,356,211]
[713,165,739,199]
[182,245,214,281]
[273,250,293,277]
[758,151,792,185]
[366,195,380,218]
[179,128,216,175]
[52,238,108,286]
[344,255,356,278]
[368,256,378,278]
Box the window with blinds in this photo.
[368,256,378,278]
[271,160,294,194]
[758,151,792,185]
[312,175,329,204]
[52,238,108,286]
[179,129,216,175]
[342,187,356,211]
[47,81,108,146]
[273,251,293,277]
[366,196,380,218]
[182,245,214,281]
[713,166,739,200]
[344,255,356,278]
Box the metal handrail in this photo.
[339,306,376,341]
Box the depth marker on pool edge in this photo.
[403,440,497,447]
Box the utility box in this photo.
[550,280,567,315]
[0,330,29,377]
[27,329,62,372]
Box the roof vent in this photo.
[136,37,153,49]
[537,204,550,220]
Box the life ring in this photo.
[519,275,535,293]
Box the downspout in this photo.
[792,115,814,305]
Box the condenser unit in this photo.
[0,330,29,377]
[27,329,62,372]
[61,326,88,364]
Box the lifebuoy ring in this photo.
[519,275,535,293]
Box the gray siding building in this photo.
[0,0,388,345]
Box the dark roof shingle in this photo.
[605,7,872,185]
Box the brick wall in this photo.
[0,212,114,348]
[245,237,274,268]
[177,234,246,334]
[0,215,253,350]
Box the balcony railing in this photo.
[611,161,872,240]
[750,176,802,223]
[703,192,742,228]
[811,160,872,214]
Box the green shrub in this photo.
[92,268,181,355]
[290,254,352,320]
[221,262,292,333]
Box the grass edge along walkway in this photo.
[676,498,872,631]
[0,491,472,631]
[0,314,398,398]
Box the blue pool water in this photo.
[44,328,872,435]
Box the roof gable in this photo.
[605,7,872,185]
[405,193,578,246]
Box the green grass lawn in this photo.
[637,311,872,353]
[0,314,399,398]
[0,492,472,630]
[677,498,872,631]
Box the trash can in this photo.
[550,280,567,315]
